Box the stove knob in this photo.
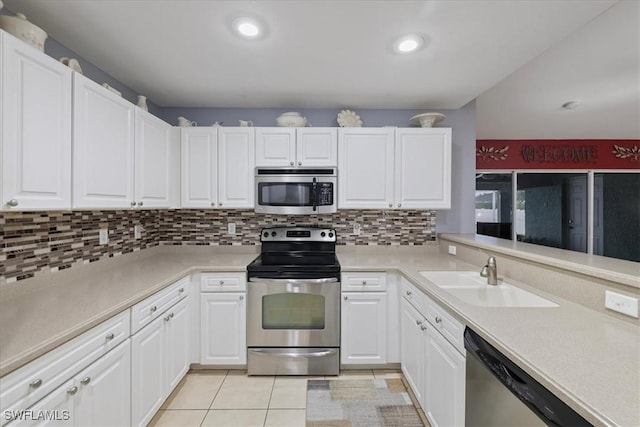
[263,232,269,238]
[321,232,326,237]
[271,231,277,237]
[328,232,334,238]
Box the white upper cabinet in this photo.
[256,127,337,167]
[395,128,451,209]
[134,109,173,208]
[338,128,395,209]
[181,127,218,208]
[338,127,451,210]
[73,73,135,208]
[218,127,255,208]
[1,31,73,210]
[181,127,254,208]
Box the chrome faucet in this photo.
[480,256,498,285]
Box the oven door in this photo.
[254,173,336,215]
[247,277,340,347]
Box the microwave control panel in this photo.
[317,183,334,205]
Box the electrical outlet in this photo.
[99,228,109,245]
[448,245,457,255]
[353,223,362,235]
[228,223,236,234]
[605,291,638,318]
[134,225,142,239]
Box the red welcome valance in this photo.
[476,140,640,170]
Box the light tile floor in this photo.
[148,369,403,427]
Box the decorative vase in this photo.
[137,95,148,111]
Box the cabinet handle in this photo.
[406,290,412,296]
[137,201,143,207]
[7,199,19,207]
[297,161,302,166]
[362,280,367,285]
[219,280,224,285]
[344,296,348,300]
[169,312,174,318]
[130,201,136,207]
[29,379,43,388]
[105,333,115,340]
[67,386,78,395]
[219,202,223,206]
[150,305,157,312]
[239,295,244,300]
[388,203,393,208]
[416,320,422,326]
[397,203,401,208]
[164,315,171,321]
[290,161,294,166]
[420,325,427,331]
[178,287,184,293]
[435,316,442,324]
[81,377,91,385]
[211,202,216,207]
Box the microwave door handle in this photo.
[312,178,318,211]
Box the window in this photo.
[475,171,640,262]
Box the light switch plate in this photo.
[99,228,109,245]
[134,225,142,239]
[353,223,362,235]
[227,223,236,234]
[605,291,638,318]
[448,245,457,255]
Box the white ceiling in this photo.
[3,1,637,139]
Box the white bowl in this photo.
[409,112,446,128]
[276,113,307,127]
[0,13,47,51]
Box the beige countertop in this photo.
[1,244,638,426]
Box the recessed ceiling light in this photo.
[232,17,263,39]
[394,35,424,54]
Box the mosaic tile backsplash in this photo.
[0,209,436,283]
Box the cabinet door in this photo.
[424,326,466,427]
[338,128,394,209]
[296,128,337,167]
[255,128,296,166]
[400,298,424,406]
[200,293,246,365]
[74,340,131,427]
[181,127,218,208]
[341,292,387,364]
[165,298,190,392]
[134,109,172,208]
[13,379,74,426]
[218,127,255,208]
[395,128,451,209]
[131,316,165,427]
[1,32,72,210]
[73,74,135,208]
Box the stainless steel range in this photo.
[246,227,340,376]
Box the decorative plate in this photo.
[337,110,362,127]
[409,112,446,128]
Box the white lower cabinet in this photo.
[400,277,465,427]
[199,273,247,366]
[340,272,388,365]
[131,297,190,427]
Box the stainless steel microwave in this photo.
[254,167,337,215]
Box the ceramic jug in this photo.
[178,116,197,127]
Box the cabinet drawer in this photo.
[0,310,129,420]
[341,272,387,291]
[400,277,427,314]
[200,272,247,292]
[131,276,190,334]
[425,296,465,354]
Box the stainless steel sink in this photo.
[418,271,558,308]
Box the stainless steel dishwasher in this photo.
[464,328,592,426]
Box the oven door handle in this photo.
[248,277,339,284]
[251,349,336,358]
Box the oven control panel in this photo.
[260,227,336,242]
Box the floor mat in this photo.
[306,379,424,427]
